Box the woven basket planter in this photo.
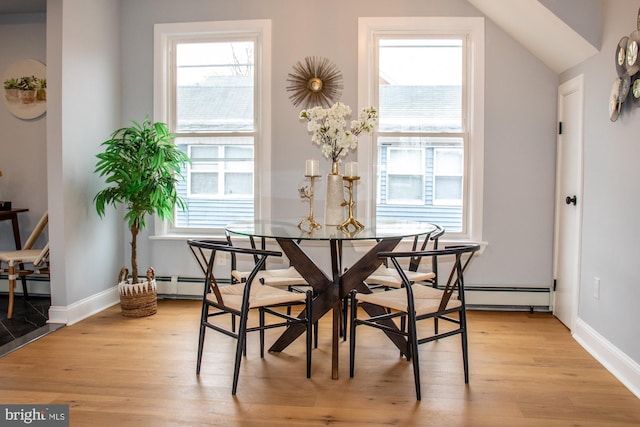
[118,267,157,318]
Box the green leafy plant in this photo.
[94,118,189,283]
[18,75,38,91]
[3,78,19,89]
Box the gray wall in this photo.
[0,13,47,251]
[1,1,563,331]
[6,0,639,378]
[46,0,123,313]
[561,0,640,362]
[120,0,559,289]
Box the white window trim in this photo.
[187,145,254,199]
[153,19,272,237]
[433,147,463,206]
[385,146,425,205]
[357,16,484,242]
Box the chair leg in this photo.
[400,315,406,358]
[306,291,312,378]
[196,303,208,375]
[461,311,469,384]
[19,263,28,299]
[349,292,357,378]
[342,296,349,341]
[7,263,16,320]
[313,320,319,349]
[232,310,250,395]
[408,313,422,401]
[259,308,265,358]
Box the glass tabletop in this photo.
[225,218,438,241]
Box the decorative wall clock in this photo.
[616,36,629,77]
[286,56,343,108]
[626,31,640,75]
[2,59,46,120]
[632,78,640,106]
[610,78,621,122]
[610,8,640,120]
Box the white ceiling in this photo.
[467,0,599,73]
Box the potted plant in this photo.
[3,78,19,102]
[18,75,38,104]
[36,78,46,101]
[94,118,189,317]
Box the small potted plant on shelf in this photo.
[18,75,38,104]
[94,118,189,317]
[36,78,46,101]
[3,78,19,103]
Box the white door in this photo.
[553,75,584,330]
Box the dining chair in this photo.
[341,225,445,338]
[365,224,445,290]
[0,211,49,319]
[187,239,313,395]
[225,232,309,291]
[225,232,320,347]
[349,243,480,400]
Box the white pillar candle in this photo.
[306,159,319,176]
[345,161,358,177]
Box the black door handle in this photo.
[565,195,577,205]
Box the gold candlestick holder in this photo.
[339,176,364,231]
[298,174,322,231]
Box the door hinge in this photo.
[558,122,563,135]
[553,279,557,291]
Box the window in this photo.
[433,148,463,206]
[358,17,484,240]
[154,20,272,235]
[384,146,425,204]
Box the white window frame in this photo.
[187,145,254,199]
[433,147,463,206]
[386,146,425,205]
[153,19,272,237]
[357,17,484,242]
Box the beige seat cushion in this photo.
[210,282,307,311]
[366,265,436,289]
[0,248,45,264]
[232,266,308,287]
[356,284,460,316]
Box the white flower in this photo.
[300,102,378,163]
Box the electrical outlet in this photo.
[594,277,600,300]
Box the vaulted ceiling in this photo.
[1,0,601,75]
[467,0,600,73]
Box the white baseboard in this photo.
[48,287,119,326]
[573,317,640,399]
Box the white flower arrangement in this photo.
[300,102,378,163]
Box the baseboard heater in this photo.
[0,275,551,313]
[154,276,552,313]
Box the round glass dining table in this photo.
[225,218,439,379]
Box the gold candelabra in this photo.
[339,176,364,231]
[298,174,322,231]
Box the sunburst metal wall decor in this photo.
[286,56,343,108]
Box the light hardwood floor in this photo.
[0,299,638,426]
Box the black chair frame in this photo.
[188,239,313,395]
[349,244,480,400]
